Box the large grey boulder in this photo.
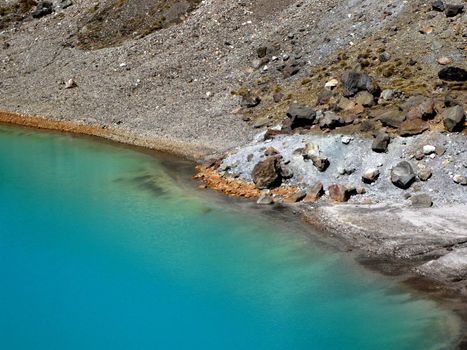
[252,157,282,189]
[391,161,416,189]
[286,103,316,129]
[442,105,465,131]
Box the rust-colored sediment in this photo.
[194,165,298,200]
[0,110,209,160]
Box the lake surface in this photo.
[0,125,460,349]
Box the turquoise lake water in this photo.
[0,125,461,349]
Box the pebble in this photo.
[341,136,353,144]
[423,145,436,155]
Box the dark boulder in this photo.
[371,133,390,153]
[432,0,445,11]
[32,1,53,18]
[442,105,465,131]
[252,157,282,189]
[391,161,416,189]
[445,4,464,17]
[286,103,316,129]
[438,67,467,81]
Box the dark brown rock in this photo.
[310,155,330,172]
[252,157,282,189]
[328,184,351,202]
[287,103,316,129]
[399,119,429,136]
[303,182,324,202]
[379,110,405,128]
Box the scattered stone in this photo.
[355,91,375,107]
[442,105,465,131]
[303,182,324,202]
[362,168,380,184]
[328,184,351,202]
[252,157,282,189]
[256,46,270,58]
[257,191,274,205]
[391,161,416,189]
[410,194,433,208]
[399,119,429,137]
[402,96,436,120]
[64,78,77,89]
[283,190,307,204]
[287,103,316,129]
[437,57,453,65]
[282,63,300,79]
[423,145,436,155]
[264,147,278,156]
[372,132,390,153]
[438,67,467,81]
[379,110,405,128]
[453,175,467,185]
[415,151,425,161]
[279,162,294,179]
[379,52,391,62]
[356,187,366,195]
[432,0,445,11]
[337,166,355,175]
[273,93,284,103]
[253,117,269,129]
[419,26,433,34]
[418,167,432,181]
[311,155,330,172]
[445,4,464,17]
[57,0,73,9]
[319,111,345,129]
[341,71,380,97]
[325,78,339,90]
[380,89,395,101]
[32,1,53,18]
[241,91,261,108]
[341,136,352,144]
[302,143,319,159]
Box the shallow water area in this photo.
[0,125,461,349]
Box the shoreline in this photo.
[2,110,467,348]
[0,111,214,161]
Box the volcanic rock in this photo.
[442,105,465,131]
[391,161,416,189]
[252,157,282,189]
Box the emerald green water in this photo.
[0,125,460,349]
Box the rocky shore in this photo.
[1,0,466,346]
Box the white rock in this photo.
[341,136,352,144]
[324,78,339,90]
[64,78,77,89]
[423,145,436,155]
